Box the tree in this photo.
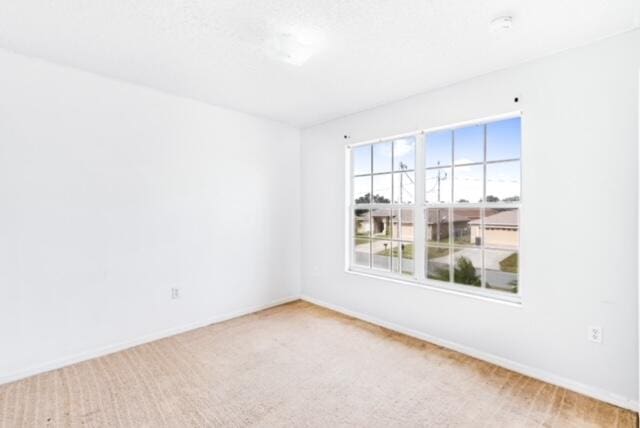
[457,199,469,203]
[485,195,500,202]
[453,256,481,286]
[355,193,390,204]
[502,196,520,202]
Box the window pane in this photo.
[391,210,400,239]
[371,208,392,239]
[401,208,414,241]
[353,176,371,204]
[454,125,483,165]
[454,164,483,203]
[453,248,481,287]
[350,119,520,291]
[452,208,481,246]
[372,240,391,270]
[394,138,415,171]
[352,145,371,175]
[485,249,518,293]
[372,173,392,203]
[353,238,370,267]
[354,209,370,237]
[391,241,401,273]
[426,130,452,167]
[426,167,451,203]
[373,142,392,173]
[393,171,415,204]
[487,118,520,161]
[427,208,450,244]
[483,208,519,249]
[486,160,520,203]
[426,245,450,282]
[401,242,414,277]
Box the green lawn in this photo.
[374,245,469,260]
[427,246,449,259]
[426,246,465,259]
[499,253,518,273]
[372,243,474,262]
[355,238,369,246]
[372,231,392,239]
[376,243,414,259]
[429,236,450,244]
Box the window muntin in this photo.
[349,116,521,299]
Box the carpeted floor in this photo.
[0,300,635,427]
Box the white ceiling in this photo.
[0,1,638,127]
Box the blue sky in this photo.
[353,137,415,175]
[353,117,521,203]
[426,117,521,167]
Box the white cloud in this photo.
[393,139,414,157]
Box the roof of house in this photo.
[355,209,415,222]
[356,207,517,227]
[427,211,479,225]
[468,209,518,227]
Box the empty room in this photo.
[1,1,639,427]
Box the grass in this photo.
[499,252,518,273]
[429,236,478,247]
[427,271,449,282]
[372,245,468,260]
[376,243,414,259]
[427,246,449,259]
[429,236,450,244]
[427,246,464,259]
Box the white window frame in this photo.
[345,111,522,305]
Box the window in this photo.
[348,115,521,300]
[351,138,415,276]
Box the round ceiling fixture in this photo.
[264,29,325,66]
[265,33,314,66]
[490,16,513,33]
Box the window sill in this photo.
[345,267,522,307]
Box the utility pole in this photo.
[436,161,447,202]
[399,161,406,203]
[437,161,440,202]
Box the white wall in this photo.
[0,50,300,381]
[301,29,640,408]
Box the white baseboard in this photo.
[4,294,636,412]
[0,295,300,386]
[301,294,638,412]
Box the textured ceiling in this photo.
[0,0,638,127]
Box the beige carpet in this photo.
[0,300,635,427]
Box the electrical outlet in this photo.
[171,287,180,300]
[588,326,602,343]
